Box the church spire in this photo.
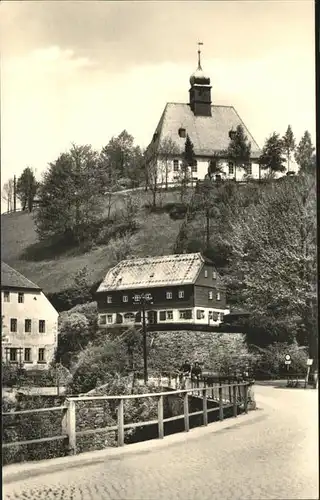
[189,42,212,116]
[197,41,203,70]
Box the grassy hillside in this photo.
[1,189,184,295]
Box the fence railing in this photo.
[2,381,250,457]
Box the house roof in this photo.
[97,253,212,292]
[1,262,41,291]
[148,102,261,159]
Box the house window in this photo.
[24,348,31,362]
[173,159,179,172]
[4,292,10,302]
[159,311,166,321]
[18,293,24,304]
[25,319,32,333]
[212,311,219,321]
[179,309,192,319]
[228,162,234,175]
[39,320,46,333]
[38,348,45,362]
[191,162,198,173]
[197,310,205,320]
[178,290,184,299]
[107,296,112,304]
[133,294,140,302]
[10,318,17,333]
[204,270,208,278]
[9,348,17,362]
[167,310,173,320]
[208,291,213,300]
[100,315,107,325]
[217,292,221,301]
[123,295,128,303]
[247,162,252,175]
[107,314,113,324]
[166,291,172,299]
[219,312,225,321]
[212,271,217,279]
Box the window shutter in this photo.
[185,310,192,320]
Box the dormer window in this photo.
[178,128,186,138]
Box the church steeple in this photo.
[189,42,212,116]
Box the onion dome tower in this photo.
[189,42,212,116]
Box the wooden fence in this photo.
[2,381,250,457]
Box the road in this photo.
[3,385,318,500]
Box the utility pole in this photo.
[13,175,17,212]
[133,292,153,385]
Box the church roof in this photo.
[97,253,208,292]
[149,103,261,159]
[1,262,41,291]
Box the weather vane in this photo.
[197,41,203,70]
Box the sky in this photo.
[0,0,316,212]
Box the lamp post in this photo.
[133,292,153,384]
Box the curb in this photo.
[3,409,263,484]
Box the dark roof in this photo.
[148,103,261,159]
[1,262,41,291]
[97,253,214,292]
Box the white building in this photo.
[1,262,58,370]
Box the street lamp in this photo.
[133,292,153,384]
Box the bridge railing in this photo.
[2,381,250,457]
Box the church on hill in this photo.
[146,45,262,185]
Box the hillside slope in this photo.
[1,191,184,294]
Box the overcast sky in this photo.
[0,0,316,211]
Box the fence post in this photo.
[203,388,208,426]
[244,384,248,414]
[62,399,76,455]
[158,395,164,439]
[117,398,124,446]
[184,392,189,432]
[219,385,224,421]
[233,384,237,417]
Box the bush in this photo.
[252,341,308,379]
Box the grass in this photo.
[1,189,185,294]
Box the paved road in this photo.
[3,385,318,500]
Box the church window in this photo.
[228,162,234,175]
[178,128,186,138]
[173,160,179,171]
[191,161,198,173]
[247,162,252,175]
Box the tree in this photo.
[158,136,180,190]
[145,144,161,207]
[1,178,14,213]
[294,131,315,172]
[56,312,90,368]
[178,134,196,201]
[100,130,144,189]
[34,144,103,244]
[16,167,38,212]
[227,125,252,181]
[259,132,286,175]
[282,125,296,173]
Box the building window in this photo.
[133,294,140,302]
[178,128,186,138]
[197,310,205,320]
[219,312,225,321]
[159,311,166,321]
[167,310,173,320]
[192,162,198,173]
[123,295,128,303]
[204,270,208,278]
[217,292,221,301]
[39,320,46,333]
[100,315,107,325]
[173,159,179,172]
[25,319,32,333]
[166,291,172,299]
[10,318,17,333]
[107,296,112,304]
[212,271,217,279]
[9,348,17,362]
[107,314,113,324]
[4,291,10,302]
[247,162,252,175]
[24,348,31,362]
[212,311,219,321]
[228,162,234,175]
[18,293,24,304]
[179,309,192,320]
[38,348,45,362]
[178,290,184,299]
[208,291,213,300]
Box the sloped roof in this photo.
[149,103,261,159]
[1,262,41,291]
[97,253,206,292]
